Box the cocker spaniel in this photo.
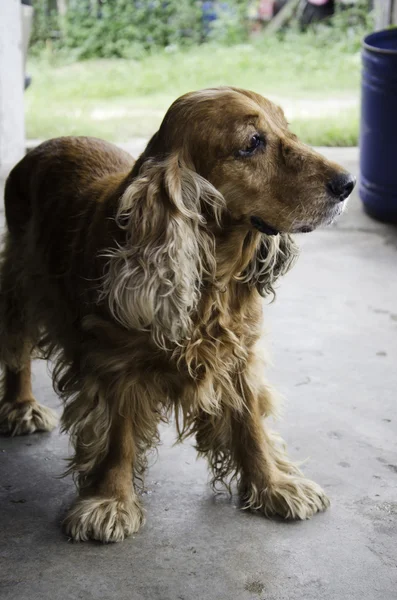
[0,87,355,542]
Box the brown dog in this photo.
[0,87,355,542]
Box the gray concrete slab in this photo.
[0,148,396,600]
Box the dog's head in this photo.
[104,88,354,347]
[142,86,355,235]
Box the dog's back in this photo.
[5,136,134,237]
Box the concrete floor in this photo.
[0,148,396,600]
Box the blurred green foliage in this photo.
[30,0,248,58]
[30,1,373,59]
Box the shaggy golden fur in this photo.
[0,87,354,542]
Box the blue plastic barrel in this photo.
[360,29,397,223]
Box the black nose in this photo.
[326,173,356,202]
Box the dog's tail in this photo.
[4,161,32,237]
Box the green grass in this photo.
[26,36,362,146]
[292,109,360,147]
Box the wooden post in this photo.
[265,0,300,35]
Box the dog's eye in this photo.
[237,133,264,158]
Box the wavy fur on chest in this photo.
[95,152,298,429]
[100,153,298,353]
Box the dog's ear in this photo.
[101,154,224,348]
[241,233,299,298]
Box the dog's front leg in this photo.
[195,369,329,519]
[62,377,156,542]
[234,379,329,519]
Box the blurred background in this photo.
[20,0,381,147]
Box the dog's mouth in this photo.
[250,216,314,236]
[250,216,279,236]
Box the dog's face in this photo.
[153,87,355,234]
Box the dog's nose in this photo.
[326,173,356,202]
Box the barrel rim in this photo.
[363,28,397,55]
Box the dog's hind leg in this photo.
[0,235,58,435]
[0,357,58,436]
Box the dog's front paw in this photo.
[243,474,330,520]
[63,495,145,543]
[0,401,58,436]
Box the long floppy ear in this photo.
[241,233,299,298]
[101,154,225,348]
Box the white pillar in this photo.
[0,0,25,180]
